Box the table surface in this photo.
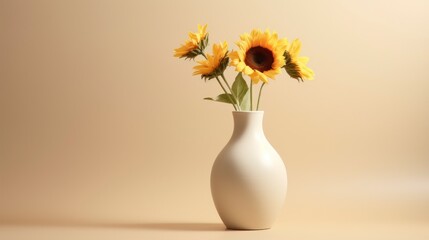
[1,220,428,240]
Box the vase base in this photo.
[225,226,271,231]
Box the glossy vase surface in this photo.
[211,111,287,230]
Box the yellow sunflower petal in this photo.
[198,24,208,38]
[229,51,240,61]
[298,56,309,64]
[284,39,314,80]
[230,28,288,83]
[243,65,254,75]
[192,41,228,79]
[236,62,246,71]
[263,69,278,79]
[256,70,268,83]
[174,24,208,59]
[250,72,260,84]
[299,65,314,80]
[288,39,302,58]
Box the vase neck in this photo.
[232,111,264,137]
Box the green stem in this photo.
[250,81,253,111]
[215,76,237,111]
[256,82,266,111]
[200,51,237,110]
[220,74,233,96]
[221,74,240,111]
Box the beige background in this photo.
[1,0,429,231]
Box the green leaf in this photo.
[231,72,249,105]
[239,90,250,111]
[201,57,229,81]
[204,93,237,104]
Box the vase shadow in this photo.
[97,222,226,231]
[0,219,226,232]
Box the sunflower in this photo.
[193,41,229,80]
[283,39,314,81]
[174,24,208,59]
[229,29,288,84]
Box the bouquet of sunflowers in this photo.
[174,24,314,111]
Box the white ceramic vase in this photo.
[211,111,287,230]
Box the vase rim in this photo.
[232,111,264,114]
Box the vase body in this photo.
[211,111,287,230]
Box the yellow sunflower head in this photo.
[193,41,229,80]
[283,39,314,81]
[174,24,208,59]
[229,29,288,84]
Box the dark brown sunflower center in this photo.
[244,46,274,72]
